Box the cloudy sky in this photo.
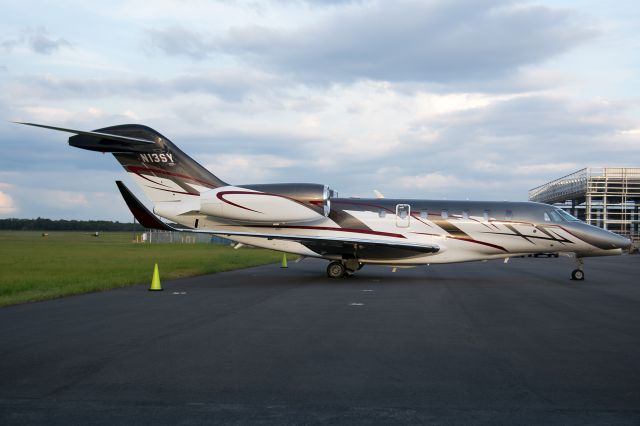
[1,0,639,221]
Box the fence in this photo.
[137,230,233,245]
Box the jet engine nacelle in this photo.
[200,183,333,224]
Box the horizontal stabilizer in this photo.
[14,122,156,143]
[115,181,173,230]
[14,122,157,152]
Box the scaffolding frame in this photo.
[529,167,640,240]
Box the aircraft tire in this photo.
[327,261,346,279]
[571,269,585,281]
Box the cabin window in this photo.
[420,210,428,220]
[462,210,469,220]
[483,210,490,221]
[441,209,448,219]
[544,212,551,222]
[505,210,513,220]
[379,209,386,218]
[397,205,409,219]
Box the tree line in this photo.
[0,218,145,232]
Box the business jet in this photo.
[17,122,631,280]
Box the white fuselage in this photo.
[157,196,624,266]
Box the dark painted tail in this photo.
[77,124,226,202]
[17,122,227,203]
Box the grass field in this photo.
[0,231,285,307]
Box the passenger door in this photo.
[396,204,411,228]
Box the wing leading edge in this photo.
[116,181,440,257]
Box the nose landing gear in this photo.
[571,257,585,281]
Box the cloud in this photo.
[1,27,71,55]
[0,168,137,220]
[289,0,363,4]
[0,189,18,215]
[40,190,88,209]
[511,162,579,176]
[146,0,596,85]
[382,94,640,197]
[8,71,280,102]
[1,1,635,218]
[202,154,295,183]
[398,172,465,190]
[472,161,579,176]
[146,26,211,60]
[6,68,638,205]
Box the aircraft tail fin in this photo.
[16,122,227,203]
[115,180,173,230]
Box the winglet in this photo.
[115,181,173,231]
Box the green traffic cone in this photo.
[281,253,288,268]
[149,263,163,291]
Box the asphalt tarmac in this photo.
[1,255,639,425]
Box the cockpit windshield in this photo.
[544,209,580,223]
[555,209,579,222]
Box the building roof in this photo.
[529,167,640,203]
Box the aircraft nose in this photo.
[567,223,632,250]
[612,233,632,250]
[599,228,631,250]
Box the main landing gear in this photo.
[571,257,585,281]
[326,260,363,278]
[327,261,346,278]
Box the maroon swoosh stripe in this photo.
[216,191,263,213]
[449,236,508,252]
[126,165,218,188]
[216,190,324,215]
[413,232,507,252]
[129,169,174,188]
[410,212,433,228]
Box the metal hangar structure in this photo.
[529,167,640,243]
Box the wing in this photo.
[116,181,439,258]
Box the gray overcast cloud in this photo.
[0,0,638,220]
[148,1,595,85]
[1,27,71,55]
